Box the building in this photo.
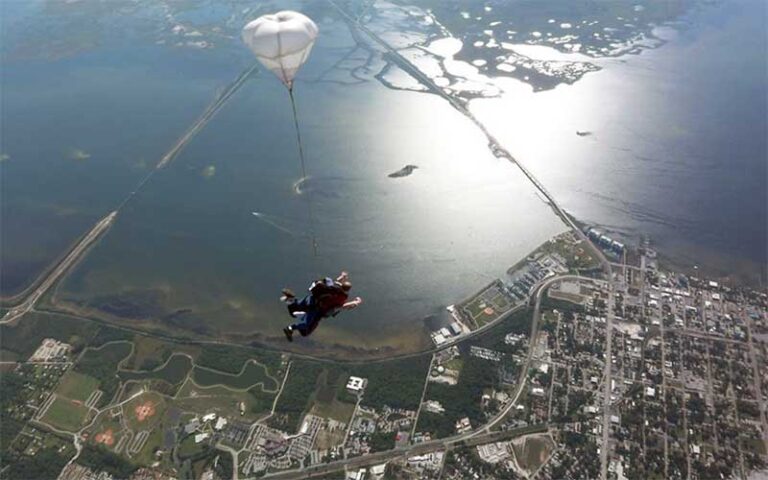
[423,400,445,414]
[346,376,367,394]
[477,442,511,463]
[202,413,217,422]
[184,418,201,434]
[455,417,472,434]
[432,333,447,346]
[370,463,387,478]
[29,339,71,362]
[347,468,366,480]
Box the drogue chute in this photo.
[242,11,319,255]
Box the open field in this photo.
[88,413,123,449]
[56,371,99,402]
[40,396,91,432]
[311,398,356,424]
[513,433,556,474]
[311,368,357,423]
[192,359,276,391]
[195,344,282,376]
[124,392,166,431]
[175,380,275,421]
[119,353,192,386]
[123,335,172,370]
[131,427,164,465]
[75,342,133,408]
[461,281,515,328]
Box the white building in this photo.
[346,376,367,394]
[370,464,387,479]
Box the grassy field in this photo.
[191,360,277,391]
[56,371,100,402]
[131,423,165,466]
[75,342,133,408]
[177,433,209,460]
[175,380,275,421]
[460,282,515,328]
[41,396,91,432]
[123,391,167,431]
[195,344,282,376]
[119,353,192,386]
[311,398,356,424]
[85,410,125,451]
[124,335,172,370]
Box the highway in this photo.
[264,425,547,479]
[1,211,117,325]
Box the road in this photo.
[1,211,117,325]
[264,426,547,479]
[478,274,599,434]
[1,63,259,326]
[261,274,591,479]
[157,64,258,169]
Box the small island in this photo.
[388,164,418,178]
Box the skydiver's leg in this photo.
[288,310,321,337]
[286,295,312,317]
[301,318,321,337]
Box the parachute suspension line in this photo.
[288,87,319,257]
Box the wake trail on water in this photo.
[251,212,304,237]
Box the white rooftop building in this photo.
[370,464,387,478]
[346,376,367,394]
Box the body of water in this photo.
[2,0,764,356]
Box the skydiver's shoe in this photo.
[283,327,294,342]
[280,288,296,303]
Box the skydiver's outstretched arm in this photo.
[336,271,349,283]
[342,297,362,310]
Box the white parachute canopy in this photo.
[241,11,319,88]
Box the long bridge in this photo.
[1,211,117,324]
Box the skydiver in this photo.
[281,271,362,342]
